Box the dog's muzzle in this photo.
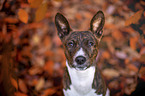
[75,56,86,65]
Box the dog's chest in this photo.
[64,62,100,96]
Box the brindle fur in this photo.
[55,11,106,95]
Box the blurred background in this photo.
[0,0,145,96]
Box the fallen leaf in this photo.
[28,66,43,75]
[35,78,45,91]
[127,64,138,72]
[130,36,138,50]
[35,2,47,22]
[102,69,120,79]
[102,51,111,59]
[18,9,28,23]
[42,88,56,96]
[115,51,127,59]
[43,60,54,76]
[108,80,120,90]
[14,92,28,96]
[10,77,18,90]
[4,17,19,23]
[139,67,145,81]
[18,79,28,93]
[29,0,43,8]
[125,10,143,26]
[111,30,123,41]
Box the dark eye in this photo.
[68,41,74,47]
[88,41,94,46]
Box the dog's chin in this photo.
[75,66,88,71]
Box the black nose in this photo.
[75,56,86,65]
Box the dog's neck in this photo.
[66,61,96,95]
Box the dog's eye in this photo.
[88,41,94,46]
[68,41,74,47]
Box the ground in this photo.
[0,0,145,96]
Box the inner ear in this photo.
[90,11,105,38]
[55,13,71,39]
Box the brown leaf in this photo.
[4,17,19,23]
[125,10,143,26]
[102,69,120,79]
[10,77,18,90]
[139,67,145,81]
[18,9,28,23]
[35,2,47,22]
[42,88,56,96]
[43,60,54,76]
[14,92,28,96]
[102,51,111,59]
[130,36,138,50]
[127,64,138,72]
[111,30,123,41]
[18,79,28,93]
[29,0,43,8]
[35,78,45,91]
[28,67,43,75]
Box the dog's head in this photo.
[55,11,105,71]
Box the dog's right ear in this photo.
[55,13,71,39]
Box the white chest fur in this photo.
[64,61,100,96]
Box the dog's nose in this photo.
[75,56,86,65]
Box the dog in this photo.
[55,11,110,96]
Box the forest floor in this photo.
[0,0,145,96]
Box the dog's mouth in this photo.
[74,64,90,71]
[75,66,87,71]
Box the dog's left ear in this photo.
[90,11,105,39]
[55,13,71,40]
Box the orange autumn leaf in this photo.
[127,64,138,72]
[102,51,111,59]
[29,0,43,8]
[112,30,123,41]
[125,10,143,26]
[18,9,28,23]
[139,67,145,81]
[14,92,28,96]
[18,79,28,93]
[28,0,35,3]
[35,2,47,22]
[42,88,56,96]
[44,60,54,76]
[130,36,138,50]
[10,77,18,90]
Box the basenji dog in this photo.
[55,11,110,96]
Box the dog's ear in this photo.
[55,13,71,39]
[90,11,105,39]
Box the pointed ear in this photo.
[90,11,105,39]
[55,13,71,39]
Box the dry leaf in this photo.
[42,88,56,96]
[44,60,54,76]
[35,78,45,91]
[139,67,145,81]
[10,77,18,90]
[127,64,138,72]
[125,10,143,26]
[18,9,28,23]
[18,79,28,93]
[28,66,43,75]
[102,51,111,59]
[111,30,123,41]
[29,0,43,8]
[35,2,47,22]
[130,36,138,50]
[14,92,28,96]
[102,69,120,79]
[4,17,19,23]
